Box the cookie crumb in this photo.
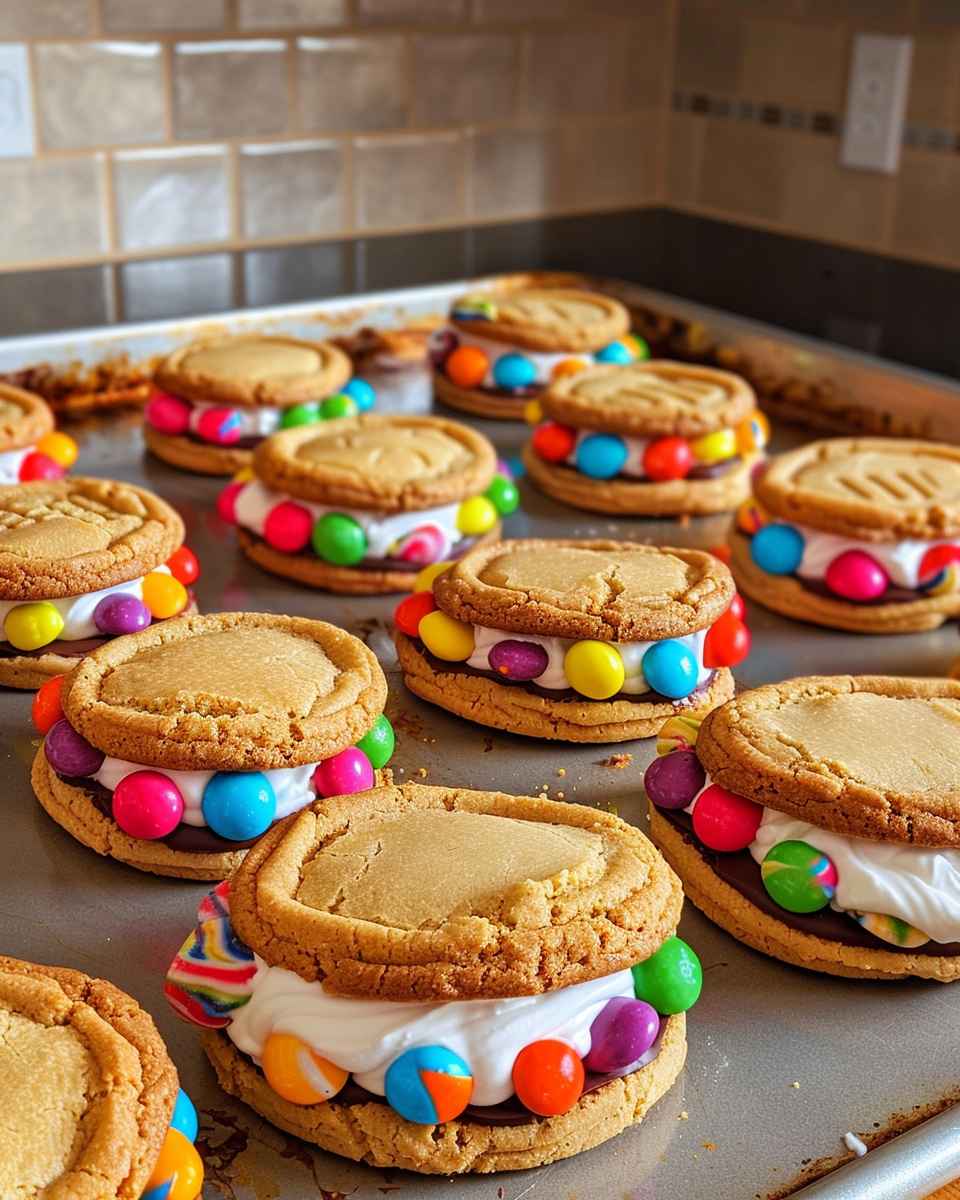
[417,767,428,778]
[601,753,633,769]
[701,1142,716,1150]
[843,1132,868,1157]
[498,1189,504,1199]
[557,768,566,777]
[557,791,564,799]
[679,1111,689,1121]
[791,1081,800,1089]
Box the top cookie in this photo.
[228,781,683,1002]
[539,361,757,439]
[450,288,630,353]
[155,335,353,409]
[60,611,387,772]
[754,438,960,541]
[0,478,184,601]
[696,675,960,846]
[252,414,497,512]
[432,539,734,641]
[0,382,55,451]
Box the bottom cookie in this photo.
[432,369,529,420]
[200,1012,687,1174]
[649,806,960,982]
[144,423,253,476]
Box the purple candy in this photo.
[93,592,152,636]
[643,751,705,810]
[45,718,105,778]
[487,639,549,682]
[583,997,660,1074]
[428,328,458,367]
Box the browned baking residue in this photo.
[601,753,633,769]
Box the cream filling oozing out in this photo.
[187,399,282,439]
[0,446,31,483]
[446,327,594,388]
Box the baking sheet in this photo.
[2,278,960,1200]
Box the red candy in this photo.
[703,610,751,668]
[263,501,313,553]
[165,546,200,586]
[642,436,693,481]
[19,452,63,481]
[145,392,191,435]
[692,783,763,852]
[32,674,65,735]
[728,593,746,621]
[710,543,731,566]
[217,481,244,524]
[531,421,576,463]
[919,543,960,583]
[512,1040,584,1116]
[394,591,437,636]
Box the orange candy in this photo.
[551,358,588,379]
[445,345,489,389]
[394,590,437,636]
[141,572,189,619]
[32,674,65,734]
[34,431,79,469]
[143,1128,203,1200]
[261,1032,349,1105]
[512,1039,584,1116]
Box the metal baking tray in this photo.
[3,274,960,1200]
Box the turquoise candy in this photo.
[631,936,702,1014]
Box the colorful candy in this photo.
[31,674,65,735]
[631,936,702,1014]
[384,1045,474,1124]
[196,407,242,445]
[692,783,763,852]
[824,550,888,601]
[4,600,64,651]
[594,339,635,365]
[263,500,314,553]
[453,296,497,321]
[166,546,200,586]
[314,747,375,798]
[279,401,321,429]
[523,399,544,425]
[642,437,692,481]
[141,572,189,620]
[735,410,770,454]
[141,1126,203,1200]
[511,1040,584,1117]
[484,474,520,516]
[761,839,838,913]
[656,713,702,756]
[355,713,395,771]
[217,480,244,524]
[493,353,536,390]
[563,640,625,699]
[393,523,447,565]
[165,910,258,1027]
[312,512,367,565]
[690,428,737,465]
[394,590,437,636]
[488,639,549,681]
[736,496,768,535]
[728,593,746,621]
[551,358,588,380]
[44,719,105,777]
[429,328,458,367]
[170,1090,199,1141]
[414,562,451,592]
[34,431,79,469]
[200,771,277,841]
[583,997,660,1073]
[751,523,804,575]
[445,345,489,388]
[262,1032,349,1105]
[455,495,498,536]
[641,639,698,700]
[643,750,705,809]
[319,394,357,420]
[918,544,960,595]
[112,770,184,839]
[852,910,930,948]
[342,377,376,411]
[145,392,191,436]
[575,432,628,480]
[531,421,576,463]
[418,610,475,661]
[702,609,751,668]
[18,452,63,481]
[93,592,152,636]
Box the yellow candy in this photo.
[523,399,544,426]
[656,713,703,757]
[456,495,498,536]
[232,466,257,482]
[735,410,770,454]
[419,609,475,661]
[143,1128,203,1200]
[4,601,64,651]
[551,358,589,380]
[690,428,737,465]
[262,1032,349,1105]
[736,496,769,535]
[414,561,452,593]
[563,640,624,699]
[141,571,188,619]
[33,431,78,468]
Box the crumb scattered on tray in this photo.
[791,1081,801,1089]
[416,767,428,778]
[601,753,633,769]
[557,791,564,799]
[679,1112,689,1121]
[557,768,566,777]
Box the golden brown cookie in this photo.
[0,381,55,450]
[394,539,746,742]
[0,955,196,1199]
[449,288,630,354]
[32,611,392,879]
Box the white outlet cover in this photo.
[0,43,34,159]
[840,33,913,174]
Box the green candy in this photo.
[279,402,321,429]
[355,714,395,770]
[312,512,367,565]
[320,394,359,420]
[761,839,837,914]
[484,475,519,516]
[631,936,702,1015]
[629,334,651,361]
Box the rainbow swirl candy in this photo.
[918,561,960,597]
[656,713,703,757]
[851,910,931,948]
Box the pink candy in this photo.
[824,550,888,601]
[692,783,763,852]
[314,748,375,798]
[263,501,313,553]
[146,392,191,436]
[217,481,244,524]
[395,524,447,565]
[112,770,184,839]
[197,407,242,445]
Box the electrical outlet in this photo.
[0,43,34,159]
[840,33,913,174]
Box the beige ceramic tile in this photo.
[698,118,781,219]
[35,42,164,150]
[0,0,92,36]
[664,112,705,205]
[358,0,466,23]
[739,19,849,110]
[521,27,614,118]
[240,140,344,238]
[173,40,289,138]
[617,16,670,111]
[298,36,408,131]
[113,147,231,251]
[0,157,105,264]
[907,34,960,123]
[413,34,516,126]
[468,125,563,217]
[562,114,659,208]
[780,134,891,246]
[238,0,346,29]
[674,0,743,93]
[355,132,463,228]
[891,150,960,265]
[102,0,225,30]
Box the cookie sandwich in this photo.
[0,954,202,1199]
[394,538,750,742]
[220,413,518,594]
[0,380,78,483]
[730,437,960,633]
[0,477,199,690]
[166,782,701,1173]
[645,675,960,981]
[523,360,768,516]
[145,333,371,476]
[30,611,393,879]
[431,286,642,420]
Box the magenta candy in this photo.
[314,748,376,798]
[146,393,191,436]
[824,550,888,601]
[643,751,705,810]
[583,997,660,1074]
[396,524,447,565]
[93,592,152,636]
[263,501,313,553]
[197,407,242,445]
[692,783,763,852]
[45,719,105,778]
[487,639,549,681]
[217,481,244,524]
[112,771,184,839]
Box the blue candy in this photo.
[341,377,376,411]
[170,1090,199,1142]
[201,772,277,841]
[493,353,537,390]
[575,432,629,480]
[384,1045,473,1124]
[751,523,805,575]
[642,640,698,699]
[594,340,634,364]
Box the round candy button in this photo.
[594,339,634,364]
[312,512,368,565]
[355,713,395,770]
[455,495,498,536]
[145,393,191,436]
[217,480,244,524]
[141,572,189,620]
[484,475,520,516]
[583,997,660,1074]
[824,550,888,601]
[643,750,705,810]
[93,592,152,636]
[4,600,65,651]
[493,353,536,390]
[394,590,437,637]
[642,437,693,481]
[279,402,321,429]
[751,524,804,575]
[418,610,475,661]
[262,1032,349,1105]
[631,936,702,1014]
[761,840,838,913]
[691,783,763,852]
[342,377,376,411]
[531,420,576,463]
[31,674,65,735]
[641,640,698,700]
[394,523,447,565]
[512,1040,584,1116]
[702,610,751,668]
[488,639,549,681]
[563,640,625,699]
[264,500,314,553]
[445,345,488,389]
[735,410,770,454]
[196,407,242,445]
[165,546,200,586]
[690,428,737,465]
[44,719,105,778]
[18,452,63,481]
[575,432,628,480]
[314,747,375,798]
[201,772,277,841]
[34,431,79,469]
[141,1128,203,1200]
[112,771,184,840]
[170,1090,199,1142]
[385,1045,474,1124]
[321,394,359,420]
